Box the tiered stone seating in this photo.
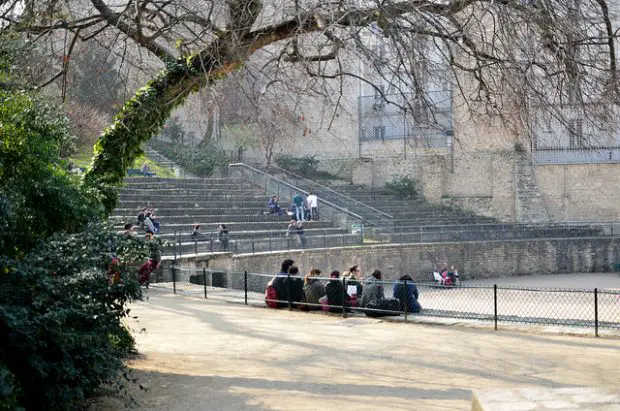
[111,178,361,255]
[264,172,603,242]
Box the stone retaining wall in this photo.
[158,237,620,282]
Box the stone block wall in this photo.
[221,237,620,282]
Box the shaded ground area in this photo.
[91,288,620,411]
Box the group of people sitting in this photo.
[137,207,161,234]
[265,259,422,317]
[268,191,319,222]
[432,265,460,286]
[191,224,230,250]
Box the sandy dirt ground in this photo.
[89,287,620,411]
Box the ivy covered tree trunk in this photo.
[83,43,239,213]
[84,17,315,213]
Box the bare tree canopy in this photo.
[2,0,619,209]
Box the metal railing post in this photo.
[173,230,177,259]
[287,274,292,310]
[493,284,498,330]
[594,287,599,337]
[403,279,408,321]
[178,239,182,258]
[194,239,198,255]
[342,277,347,318]
[172,266,177,294]
[244,271,248,305]
[203,268,207,299]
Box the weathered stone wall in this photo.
[535,164,620,222]
[210,237,620,282]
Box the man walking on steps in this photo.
[306,191,319,221]
[292,191,305,221]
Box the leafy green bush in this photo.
[149,140,228,176]
[0,227,149,410]
[384,176,421,199]
[0,89,98,259]
[275,155,320,175]
[0,77,148,409]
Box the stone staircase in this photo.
[111,177,361,256]
[258,164,602,243]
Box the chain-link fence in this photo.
[152,268,620,335]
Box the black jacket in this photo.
[271,275,304,308]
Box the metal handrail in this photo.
[229,163,364,221]
[262,163,393,220]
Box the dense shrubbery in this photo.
[275,155,320,175]
[149,140,228,176]
[0,79,148,409]
[384,176,421,199]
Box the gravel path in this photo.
[90,287,620,410]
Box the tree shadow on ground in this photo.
[89,369,471,411]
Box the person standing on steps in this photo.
[292,191,305,221]
[306,191,319,221]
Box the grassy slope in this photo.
[70,147,177,178]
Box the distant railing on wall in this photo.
[533,147,620,165]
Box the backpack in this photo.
[265,285,278,308]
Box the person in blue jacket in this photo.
[392,274,422,313]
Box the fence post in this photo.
[244,271,248,305]
[403,279,408,321]
[178,239,182,258]
[287,274,292,310]
[173,230,177,259]
[341,278,347,318]
[493,284,498,330]
[594,287,599,337]
[172,265,177,294]
[203,268,207,299]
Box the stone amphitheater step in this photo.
[124,177,236,184]
[118,193,270,202]
[110,214,293,225]
[112,207,272,217]
[163,233,363,255]
[155,227,349,242]
[117,199,270,209]
[380,227,602,243]
[114,221,336,235]
[119,187,257,195]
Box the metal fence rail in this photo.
[155,268,620,336]
[161,220,619,258]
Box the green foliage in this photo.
[160,118,194,145]
[150,140,228,177]
[85,57,206,213]
[275,155,320,175]
[384,176,421,199]
[0,227,148,410]
[0,366,22,411]
[0,89,97,259]
[0,72,147,410]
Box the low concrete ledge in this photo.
[472,387,620,410]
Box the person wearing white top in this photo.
[306,192,319,221]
